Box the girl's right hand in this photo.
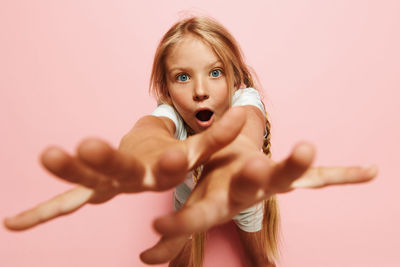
[3,107,246,231]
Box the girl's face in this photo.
[165,34,230,133]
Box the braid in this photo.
[262,113,272,157]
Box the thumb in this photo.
[185,106,246,169]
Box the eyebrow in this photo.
[168,60,223,73]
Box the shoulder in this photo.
[152,104,187,140]
[232,88,265,114]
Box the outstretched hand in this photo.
[140,140,377,264]
[4,107,247,231]
[153,142,377,236]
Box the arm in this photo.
[4,108,247,231]
[141,105,377,264]
[153,105,377,236]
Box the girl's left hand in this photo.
[140,139,377,264]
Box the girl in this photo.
[146,16,279,266]
[4,16,377,267]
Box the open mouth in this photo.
[196,110,214,122]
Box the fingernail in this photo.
[365,165,378,177]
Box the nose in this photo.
[193,79,209,101]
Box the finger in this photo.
[291,165,378,189]
[151,148,188,191]
[229,157,272,205]
[267,142,315,193]
[185,106,246,168]
[153,197,227,236]
[140,234,190,265]
[4,186,93,231]
[77,138,145,191]
[41,147,107,189]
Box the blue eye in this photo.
[177,73,189,82]
[210,69,222,78]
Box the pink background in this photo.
[1,0,399,266]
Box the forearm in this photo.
[235,105,266,150]
[119,115,175,151]
[133,115,176,135]
[214,105,265,155]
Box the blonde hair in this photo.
[149,16,279,266]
